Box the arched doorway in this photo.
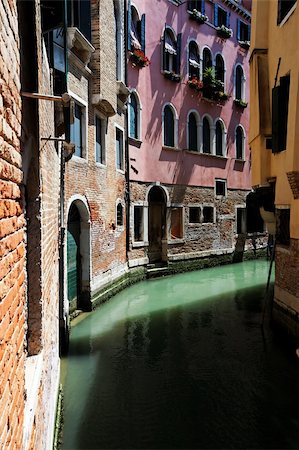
[148,186,167,263]
[67,200,91,312]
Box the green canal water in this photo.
[61,260,299,449]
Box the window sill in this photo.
[72,154,87,162]
[168,238,185,244]
[116,168,125,175]
[162,145,181,152]
[67,27,95,65]
[185,149,227,159]
[129,137,142,148]
[132,241,149,248]
[162,70,181,82]
[95,162,106,168]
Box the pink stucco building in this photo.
[127,0,252,268]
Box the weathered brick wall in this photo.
[0,0,26,448]
[276,239,299,299]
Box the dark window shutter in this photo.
[272,86,280,153]
[188,113,198,151]
[162,26,166,71]
[236,19,240,40]
[226,11,231,28]
[214,3,218,26]
[79,0,91,42]
[141,14,145,53]
[272,75,290,153]
[201,0,205,15]
[127,0,132,51]
[176,33,182,75]
[247,24,251,41]
[164,106,175,147]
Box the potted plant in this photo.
[234,98,248,108]
[163,70,181,82]
[189,9,209,24]
[216,25,233,39]
[129,49,150,68]
[238,40,250,50]
[187,77,203,91]
[200,68,229,103]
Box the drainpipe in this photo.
[124,0,130,259]
[59,0,69,355]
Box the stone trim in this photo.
[287,171,299,199]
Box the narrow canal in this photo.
[61,260,299,449]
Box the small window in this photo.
[237,20,250,42]
[188,41,200,80]
[236,125,244,160]
[202,117,211,153]
[116,127,124,170]
[202,48,212,73]
[236,208,246,234]
[215,179,226,197]
[277,0,296,24]
[71,102,84,158]
[134,206,144,241]
[189,207,201,223]
[188,112,198,151]
[235,65,244,101]
[215,54,225,88]
[272,74,290,153]
[214,4,230,28]
[163,29,178,73]
[117,203,123,226]
[215,120,224,156]
[95,116,105,164]
[163,105,175,147]
[203,206,214,223]
[171,207,183,239]
[129,93,139,139]
[188,0,204,11]
[130,6,141,50]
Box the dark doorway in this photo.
[148,186,167,263]
[67,203,81,312]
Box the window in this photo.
[236,208,246,234]
[71,102,84,158]
[237,19,251,42]
[114,1,123,81]
[116,127,124,170]
[215,179,226,196]
[95,116,105,164]
[171,207,183,239]
[202,116,211,153]
[67,0,91,41]
[214,4,230,28]
[276,208,290,246]
[189,207,201,223]
[129,92,139,139]
[188,0,204,12]
[117,203,124,226]
[188,112,198,151]
[236,125,245,160]
[128,5,146,52]
[163,28,181,75]
[163,105,176,147]
[134,206,144,241]
[215,120,224,156]
[203,206,214,223]
[188,41,200,80]
[277,0,296,24]
[202,47,212,73]
[235,65,244,101]
[215,54,225,88]
[272,74,290,153]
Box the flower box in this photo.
[234,98,248,108]
[238,40,250,50]
[189,9,209,24]
[129,49,150,68]
[163,70,181,82]
[216,25,233,39]
[187,78,203,91]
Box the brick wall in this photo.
[0,0,26,448]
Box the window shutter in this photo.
[226,11,231,28]
[214,3,218,26]
[141,14,145,53]
[237,19,240,41]
[201,0,205,15]
[279,75,290,151]
[247,24,251,41]
[162,26,166,71]
[176,33,182,75]
[272,86,280,153]
[127,0,132,51]
[80,0,91,42]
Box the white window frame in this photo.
[131,201,149,247]
[94,111,106,166]
[116,198,125,230]
[162,102,179,149]
[115,124,125,172]
[214,52,227,92]
[201,114,214,154]
[168,203,185,243]
[235,205,247,234]
[234,63,246,101]
[214,118,227,157]
[188,204,202,225]
[235,124,246,160]
[187,110,200,152]
[69,90,88,160]
[215,178,227,198]
[202,204,216,224]
[128,89,142,141]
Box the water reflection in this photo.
[62,260,299,450]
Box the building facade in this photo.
[126,0,253,269]
[249,0,299,337]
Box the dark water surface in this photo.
[62,260,299,449]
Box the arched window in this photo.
[188,41,200,80]
[188,112,198,151]
[235,65,244,100]
[129,92,138,139]
[163,28,178,73]
[236,125,245,160]
[117,202,124,226]
[215,54,225,91]
[202,47,212,73]
[202,117,211,153]
[163,105,176,147]
[215,120,224,156]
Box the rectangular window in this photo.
[68,0,91,42]
[277,0,296,24]
[95,116,105,164]
[236,208,246,234]
[217,7,228,27]
[215,179,226,197]
[188,0,204,12]
[239,21,250,41]
[134,206,144,242]
[116,127,124,170]
[203,206,214,223]
[189,207,201,224]
[71,102,83,157]
[171,207,183,239]
[272,74,290,153]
